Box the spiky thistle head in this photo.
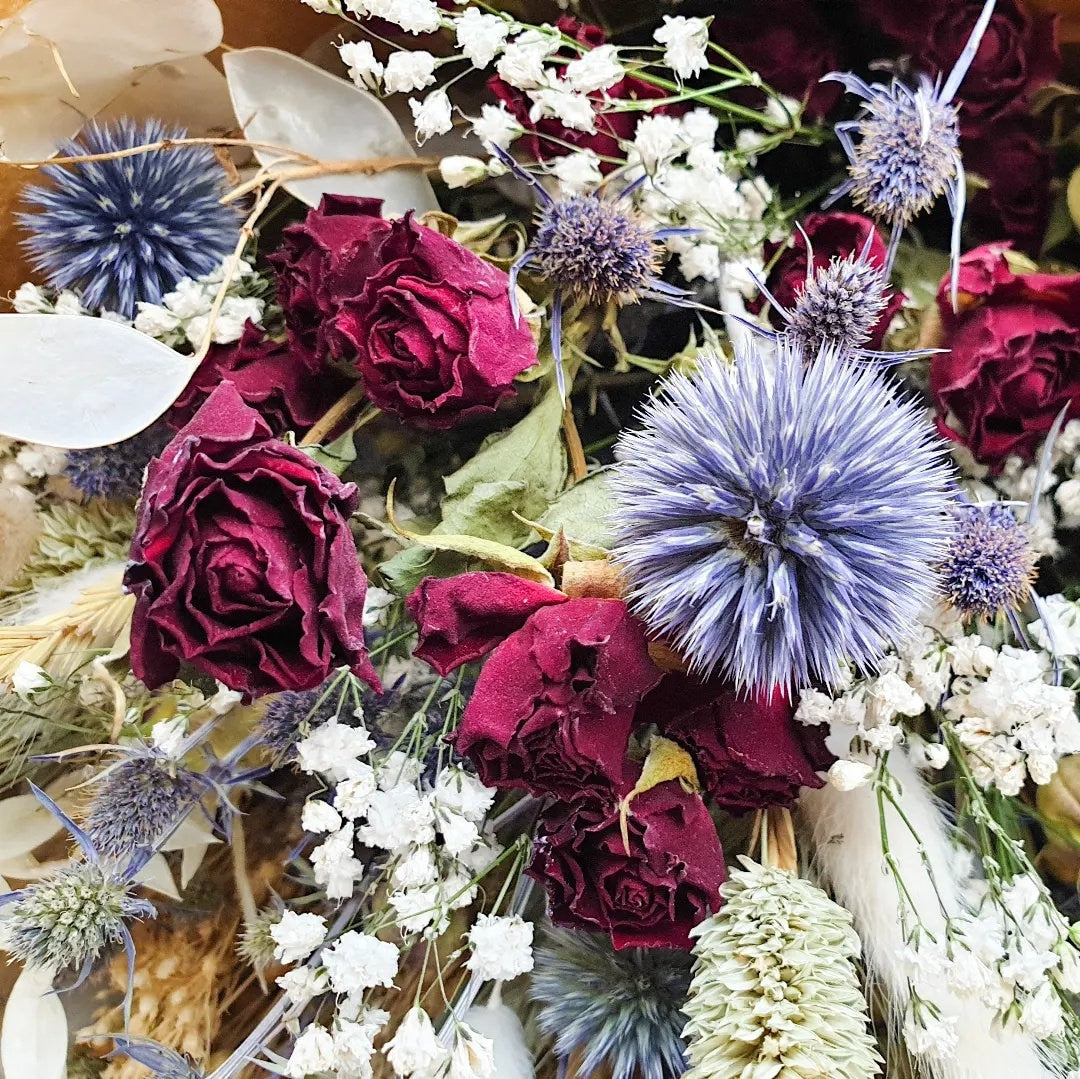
[63,423,170,501]
[683,858,881,1079]
[4,861,155,972]
[530,928,692,1079]
[81,754,202,858]
[529,194,661,304]
[258,677,348,763]
[237,899,285,971]
[786,251,891,354]
[19,118,240,318]
[935,503,1037,620]
[611,340,953,693]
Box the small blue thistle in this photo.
[495,146,697,399]
[19,118,240,318]
[531,929,692,1079]
[82,755,203,859]
[611,340,953,694]
[258,677,349,762]
[823,0,996,304]
[63,423,170,501]
[936,503,1037,620]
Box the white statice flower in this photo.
[527,87,595,133]
[563,44,623,92]
[334,766,378,820]
[270,910,327,965]
[827,759,873,791]
[296,721,375,782]
[378,0,440,34]
[384,50,437,94]
[549,150,603,193]
[440,155,489,189]
[384,1006,449,1078]
[653,15,709,80]
[456,7,510,69]
[448,1026,496,1079]
[322,931,399,995]
[1029,594,1080,657]
[466,914,534,981]
[285,1025,337,1078]
[277,966,329,1008]
[358,783,436,852]
[302,798,343,835]
[311,825,365,900]
[409,90,454,143]
[11,661,50,698]
[339,40,384,91]
[470,103,523,150]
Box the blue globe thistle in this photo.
[82,755,202,858]
[19,118,240,318]
[823,0,997,304]
[4,861,155,973]
[936,503,1037,620]
[258,677,348,762]
[531,928,692,1079]
[63,423,170,501]
[610,341,953,694]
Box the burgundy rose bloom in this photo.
[451,598,662,798]
[332,213,537,428]
[963,123,1054,257]
[710,1,845,118]
[124,383,380,698]
[758,212,903,349]
[269,194,393,363]
[489,17,679,166]
[167,323,351,436]
[407,571,567,676]
[931,244,1080,471]
[528,775,726,949]
[642,674,832,812]
[860,0,1059,134]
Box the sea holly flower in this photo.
[822,0,997,305]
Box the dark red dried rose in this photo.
[268,194,393,364]
[642,674,831,812]
[758,212,903,349]
[332,213,537,428]
[124,382,379,698]
[406,572,567,676]
[451,598,662,798]
[488,16,680,166]
[528,775,726,949]
[931,244,1080,471]
[167,323,351,437]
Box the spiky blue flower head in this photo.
[19,118,240,318]
[64,423,170,501]
[823,0,997,304]
[4,861,155,973]
[936,502,1037,620]
[531,928,692,1079]
[82,754,202,858]
[610,340,953,694]
[258,676,348,762]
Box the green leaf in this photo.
[1067,167,1080,235]
[379,546,467,596]
[535,470,617,552]
[298,429,356,477]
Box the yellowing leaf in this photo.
[619,736,700,853]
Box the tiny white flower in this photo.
[149,715,188,758]
[653,16,709,81]
[410,90,454,143]
[297,722,376,782]
[285,1025,337,1078]
[339,40,384,91]
[276,966,329,1007]
[333,1015,384,1078]
[383,50,437,94]
[391,845,439,890]
[322,930,399,995]
[390,885,444,936]
[270,910,328,965]
[448,1026,496,1079]
[456,7,510,69]
[528,87,595,133]
[334,765,378,820]
[358,784,435,852]
[52,291,85,316]
[11,661,50,698]
[440,155,489,189]
[471,103,523,150]
[311,825,365,900]
[133,302,182,337]
[302,799,343,835]
[563,44,624,92]
[434,769,495,822]
[678,243,722,283]
[466,913,534,982]
[550,150,603,193]
[377,751,424,791]
[827,759,874,791]
[12,283,53,314]
[385,1006,449,1077]
[380,0,440,34]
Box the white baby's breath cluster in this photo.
[132,259,268,350]
[683,858,881,1079]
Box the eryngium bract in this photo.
[19,118,239,318]
[611,342,953,694]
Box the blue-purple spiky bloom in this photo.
[19,119,240,318]
[936,503,1037,620]
[64,423,170,500]
[611,341,953,694]
[823,0,996,304]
